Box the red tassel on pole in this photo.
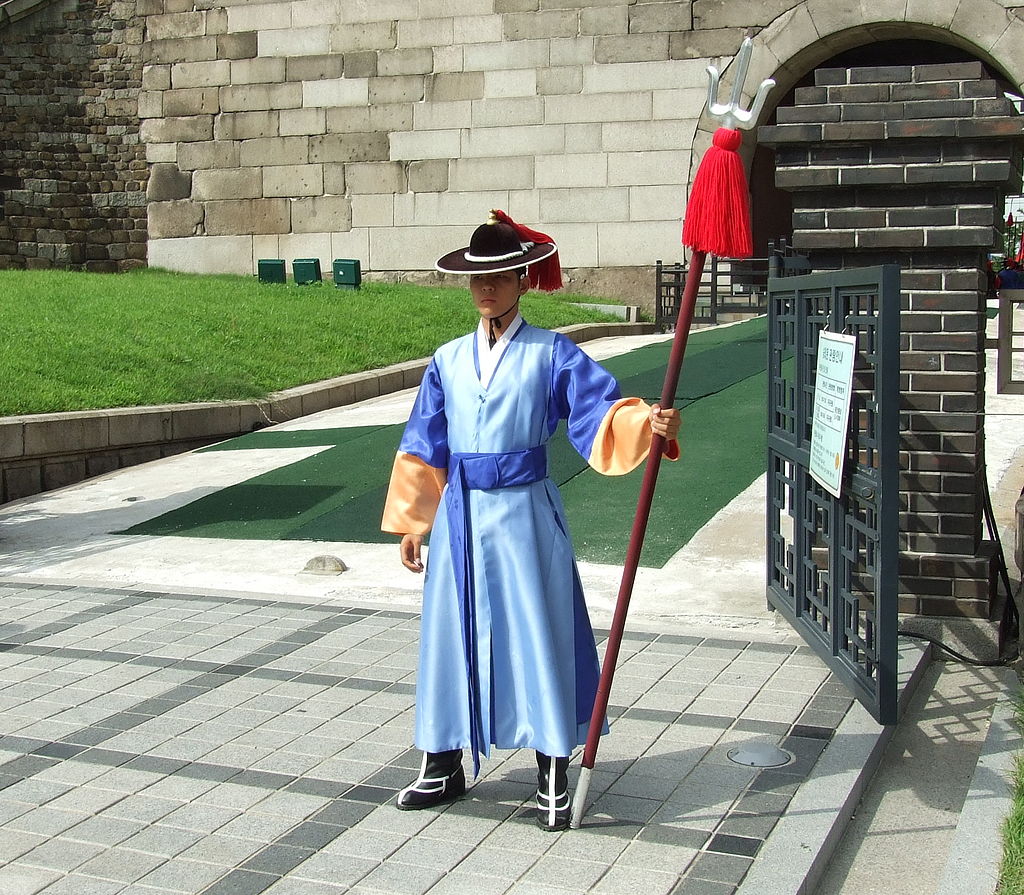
[492,208,563,291]
[681,127,752,258]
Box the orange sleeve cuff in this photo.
[588,397,680,476]
[381,452,447,535]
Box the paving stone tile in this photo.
[0,827,48,861]
[454,844,544,879]
[76,846,168,883]
[593,864,680,895]
[262,877,350,894]
[30,874,126,895]
[136,858,240,893]
[120,824,206,858]
[684,850,752,885]
[175,832,265,865]
[422,871,512,895]
[0,862,63,894]
[350,859,444,895]
[669,876,736,894]
[287,851,378,886]
[7,805,91,836]
[64,814,145,847]
[159,801,241,834]
[18,835,107,872]
[521,854,612,889]
[201,864,282,892]
[320,826,406,861]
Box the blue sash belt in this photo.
[444,445,548,775]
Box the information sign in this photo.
[809,331,857,497]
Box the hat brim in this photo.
[435,241,557,275]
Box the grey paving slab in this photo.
[0,577,984,895]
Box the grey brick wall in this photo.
[0,0,148,271]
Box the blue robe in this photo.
[383,321,664,771]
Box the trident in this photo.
[570,36,775,829]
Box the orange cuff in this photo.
[588,398,679,475]
[381,452,447,535]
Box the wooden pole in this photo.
[570,250,707,828]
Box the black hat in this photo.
[435,210,562,291]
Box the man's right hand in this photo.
[400,534,425,573]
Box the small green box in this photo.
[257,258,286,284]
[293,258,323,285]
[333,258,362,290]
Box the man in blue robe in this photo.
[382,211,680,831]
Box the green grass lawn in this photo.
[999,691,1024,894]
[0,268,622,416]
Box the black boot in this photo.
[396,749,466,810]
[535,752,570,831]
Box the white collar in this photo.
[476,312,523,353]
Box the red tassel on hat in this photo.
[492,209,563,291]
[681,128,752,259]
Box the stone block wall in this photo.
[760,61,1024,619]
[0,0,148,271]
[136,1,753,287]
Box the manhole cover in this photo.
[727,744,793,768]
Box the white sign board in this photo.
[809,331,857,498]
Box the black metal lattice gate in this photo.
[766,265,901,725]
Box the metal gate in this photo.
[766,265,901,725]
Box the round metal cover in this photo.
[727,744,793,768]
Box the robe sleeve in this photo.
[380,359,449,535]
[550,334,680,477]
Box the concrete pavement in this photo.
[0,329,1020,895]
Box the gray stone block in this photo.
[105,410,174,447]
[191,168,261,201]
[171,404,242,440]
[292,195,353,233]
[345,162,407,195]
[218,31,257,60]
[238,136,308,167]
[148,200,204,239]
[405,159,446,192]
[205,198,290,235]
[369,75,425,105]
[428,72,484,103]
[147,164,192,201]
[3,462,42,502]
[377,48,432,77]
[42,457,88,492]
[24,415,109,456]
[163,87,220,117]
[0,421,25,459]
[629,1,692,33]
[140,115,214,144]
[309,133,390,164]
[177,140,240,171]
[286,55,344,82]
[595,33,670,64]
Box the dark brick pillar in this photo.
[759,61,1024,619]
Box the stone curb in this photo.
[737,640,931,895]
[935,666,1021,895]
[0,321,655,502]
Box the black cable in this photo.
[898,629,1014,667]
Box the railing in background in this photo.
[656,237,810,329]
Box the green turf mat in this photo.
[123,426,402,540]
[122,318,768,567]
[561,369,767,566]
